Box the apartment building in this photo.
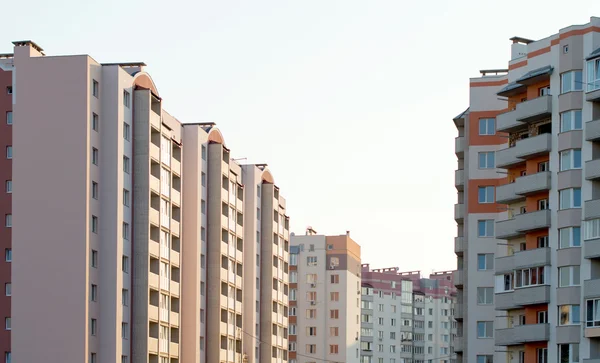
[3,40,289,363]
[0,53,12,363]
[454,16,600,363]
[289,229,362,363]
[360,267,457,363]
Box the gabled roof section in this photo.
[515,65,553,85]
[497,82,526,97]
[453,108,469,121]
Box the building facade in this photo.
[3,40,289,363]
[360,267,457,363]
[454,16,600,363]
[289,229,362,363]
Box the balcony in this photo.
[150,175,160,194]
[515,171,551,195]
[496,182,522,204]
[455,137,465,158]
[171,250,180,267]
[171,281,180,297]
[587,159,600,180]
[453,270,464,288]
[585,279,600,299]
[587,199,600,220]
[149,273,159,290]
[584,359,600,363]
[586,119,600,141]
[148,337,158,354]
[586,238,600,259]
[495,210,551,240]
[454,237,465,256]
[150,110,161,130]
[495,248,551,274]
[454,204,464,223]
[171,189,181,207]
[150,143,160,162]
[495,285,550,310]
[496,134,552,169]
[455,169,465,191]
[587,88,600,103]
[497,109,522,132]
[149,240,160,258]
[453,337,464,353]
[171,158,181,177]
[149,305,158,321]
[495,323,550,346]
[171,219,180,237]
[454,303,463,321]
[170,311,179,327]
[170,342,179,357]
[496,96,552,132]
[150,208,160,227]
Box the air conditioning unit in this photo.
[310,301,316,306]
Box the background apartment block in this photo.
[2,40,290,363]
[454,16,600,363]
[289,229,362,363]
[360,267,457,363]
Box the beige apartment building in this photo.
[3,40,289,363]
[453,16,600,363]
[289,229,362,363]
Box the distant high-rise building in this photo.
[289,229,362,363]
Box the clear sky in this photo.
[2,0,598,273]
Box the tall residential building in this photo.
[454,16,600,363]
[289,229,362,363]
[3,40,289,363]
[359,266,457,363]
[0,53,12,363]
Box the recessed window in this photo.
[559,266,580,287]
[560,149,582,171]
[122,256,129,273]
[91,216,98,233]
[563,44,569,54]
[5,180,11,194]
[91,250,98,268]
[122,289,129,306]
[558,343,579,363]
[559,188,582,209]
[476,321,493,338]
[201,200,206,214]
[514,266,546,288]
[6,111,12,125]
[92,113,99,132]
[477,219,494,237]
[92,80,99,98]
[5,283,11,296]
[201,172,206,187]
[123,222,129,240]
[5,248,11,262]
[123,156,130,174]
[92,147,99,165]
[123,91,131,108]
[91,318,97,335]
[90,352,97,363]
[477,253,494,270]
[6,146,12,159]
[123,189,130,207]
[6,86,12,95]
[92,181,98,199]
[122,322,128,339]
[559,304,580,325]
[560,227,581,248]
[478,118,496,135]
[560,110,582,132]
[587,58,600,92]
[307,256,317,266]
[5,317,11,330]
[561,70,583,94]
[477,355,493,363]
[201,145,207,160]
[123,122,130,141]
[478,152,495,169]
[478,186,495,204]
[477,287,493,305]
[91,284,98,301]
[5,214,11,228]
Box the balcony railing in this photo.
[455,137,465,157]
[495,285,550,310]
[497,96,552,132]
[496,133,551,168]
[495,323,549,346]
[495,209,551,240]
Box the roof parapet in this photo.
[12,40,44,54]
[479,69,508,76]
[510,36,534,45]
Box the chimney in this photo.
[306,226,317,236]
[346,230,350,237]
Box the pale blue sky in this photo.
[2,1,597,273]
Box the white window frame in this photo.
[559,227,581,248]
[478,186,495,204]
[478,152,495,169]
[478,118,496,135]
[477,287,493,305]
[587,58,600,92]
[560,149,582,171]
[514,266,547,288]
[6,146,11,159]
[477,253,494,270]
[5,180,11,194]
[306,256,317,266]
[476,321,493,338]
[586,298,600,327]
[477,219,494,237]
[559,266,580,287]
[123,122,131,141]
[561,70,583,93]
[559,188,582,209]
[560,109,583,132]
[123,90,131,108]
[477,355,493,363]
[6,111,12,125]
[558,304,580,326]
[558,343,579,363]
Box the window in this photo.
[539,86,551,96]
[122,322,129,339]
[123,91,131,108]
[477,321,493,338]
[560,149,582,170]
[5,146,11,159]
[201,172,206,187]
[91,284,98,301]
[479,118,496,135]
[560,110,582,132]
[477,287,493,305]
[91,318,97,335]
[330,274,339,284]
[538,198,549,210]
[537,348,548,363]
[201,145,207,160]
[6,86,12,95]
[307,256,317,266]
[2,214,8,228]
[587,58,600,91]
[586,298,600,327]
[515,266,546,288]
[559,305,580,325]
[538,161,549,172]
[477,253,494,270]
[560,227,581,248]
[306,345,316,354]
[5,248,11,262]
[92,113,99,132]
[478,186,495,203]
[123,189,130,207]
[585,218,600,240]
[123,222,129,240]
[91,250,98,268]
[306,309,316,319]
[559,266,580,287]
[5,283,11,296]
[538,235,549,248]
[478,219,494,237]
[5,180,11,194]
[122,356,128,363]
[92,80,99,97]
[476,354,494,362]
[6,111,12,125]
[4,317,10,330]
[92,147,98,165]
[330,310,339,319]
[478,152,495,169]
[561,70,583,93]
[122,256,129,273]
[91,216,98,233]
[558,343,579,363]
[560,188,582,209]
[122,156,130,174]
[330,345,339,354]
[123,122,130,141]
[122,289,129,306]
[91,181,98,199]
